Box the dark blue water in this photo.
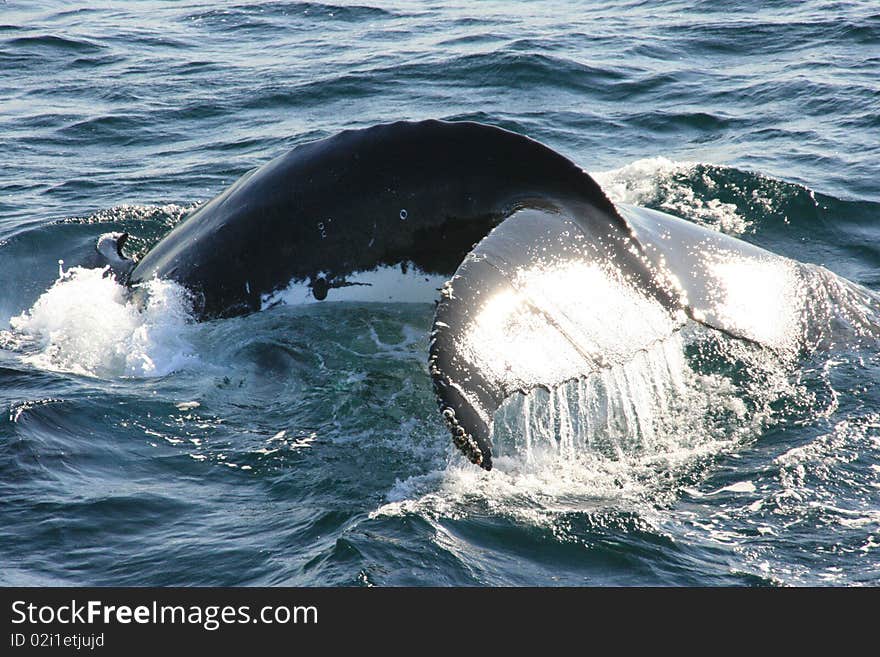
[1,1,879,586]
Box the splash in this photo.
[5,266,197,378]
[592,157,754,235]
[380,330,782,525]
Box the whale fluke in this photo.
[429,207,686,469]
[128,120,638,319]
[118,119,878,470]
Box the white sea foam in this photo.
[6,266,198,378]
[592,157,753,235]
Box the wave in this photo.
[594,158,880,286]
[593,157,836,236]
[186,2,400,27]
[6,34,104,53]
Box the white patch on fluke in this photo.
[261,264,446,307]
[459,261,676,393]
[708,255,803,350]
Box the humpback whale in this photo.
[102,120,877,470]
[125,120,673,317]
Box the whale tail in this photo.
[429,206,685,470]
[96,232,136,284]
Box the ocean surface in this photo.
[1,0,879,586]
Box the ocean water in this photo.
[1,0,879,586]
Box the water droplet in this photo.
[399,209,408,220]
